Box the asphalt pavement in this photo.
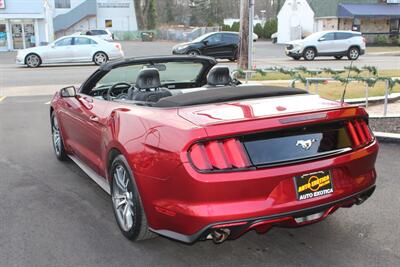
[0,95,399,267]
[0,41,399,93]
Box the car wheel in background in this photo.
[25,53,41,68]
[51,111,68,161]
[187,50,200,56]
[292,56,301,60]
[110,154,155,241]
[93,52,109,65]
[303,48,316,61]
[347,47,360,60]
[229,49,238,61]
[334,56,343,60]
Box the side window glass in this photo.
[206,34,222,44]
[74,37,91,45]
[320,33,334,41]
[335,32,352,40]
[55,38,72,47]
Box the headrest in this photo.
[207,66,232,86]
[136,68,161,89]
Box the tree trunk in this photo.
[134,0,145,30]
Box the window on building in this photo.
[389,19,399,33]
[105,20,113,28]
[55,0,71,9]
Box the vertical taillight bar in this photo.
[347,121,361,147]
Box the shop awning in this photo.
[337,3,400,18]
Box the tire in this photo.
[292,56,301,60]
[303,47,316,61]
[347,47,360,60]
[25,53,41,68]
[229,49,238,61]
[110,154,155,241]
[93,51,108,65]
[187,50,200,56]
[51,111,68,161]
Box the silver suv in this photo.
[285,31,366,61]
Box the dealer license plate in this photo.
[294,170,334,201]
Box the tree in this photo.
[254,23,264,39]
[263,19,277,39]
[165,0,174,24]
[134,0,145,30]
[147,0,158,30]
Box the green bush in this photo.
[263,19,277,39]
[231,22,240,32]
[222,24,231,31]
[254,23,264,39]
[374,35,388,45]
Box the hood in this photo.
[19,45,49,55]
[178,94,343,126]
[285,40,303,46]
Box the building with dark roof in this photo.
[277,0,400,43]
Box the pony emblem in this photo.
[296,139,316,150]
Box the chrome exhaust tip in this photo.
[209,228,231,244]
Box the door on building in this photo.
[11,23,24,49]
[0,23,7,51]
[24,24,36,48]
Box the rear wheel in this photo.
[229,49,238,61]
[26,53,41,68]
[347,47,360,60]
[93,52,108,65]
[334,56,343,60]
[303,47,316,61]
[51,111,67,161]
[110,155,155,241]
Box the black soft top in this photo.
[153,85,308,108]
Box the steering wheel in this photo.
[106,82,132,101]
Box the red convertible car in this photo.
[50,56,378,244]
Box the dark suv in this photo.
[172,32,239,61]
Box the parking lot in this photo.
[0,40,399,266]
[0,95,399,266]
[0,41,399,92]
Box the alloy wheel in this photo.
[52,115,61,156]
[349,48,359,60]
[112,164,135,232]
[26,54,40,68]
[94,52,107,65]
[305,49,315,60]
[188,50,199,56]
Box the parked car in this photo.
[285,30,366,61]
[172,31,258,61]
[85,29,114,41]
[50,55,378,244]
[16,35,123,67]
[271,32,278,44]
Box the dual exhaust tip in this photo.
[207,228,231,244]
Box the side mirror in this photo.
[202,40,209,45]
[60,86,77,98]
[318,37,326,42]
[50,43,55,48]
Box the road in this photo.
[0,95,399,267]
[0,41,399,93]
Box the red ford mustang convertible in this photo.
[50,56,378,244]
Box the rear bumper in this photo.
[139,138,378,243]
[150,185,376,243]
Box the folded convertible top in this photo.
[154,85,308,108]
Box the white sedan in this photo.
[16,35,124,67]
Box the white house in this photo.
[277,0,314,43]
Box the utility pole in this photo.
[238,0,254,70]
[239,0,249,70]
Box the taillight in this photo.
[115,43,122,50]
[189,138,251,172]
[346,119,374,148]
[362,37,366,44]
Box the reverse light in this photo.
[346,119,374,148]
[189,138,251,172]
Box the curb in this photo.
[373,132,400,143]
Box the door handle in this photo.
[89,115,99,122]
